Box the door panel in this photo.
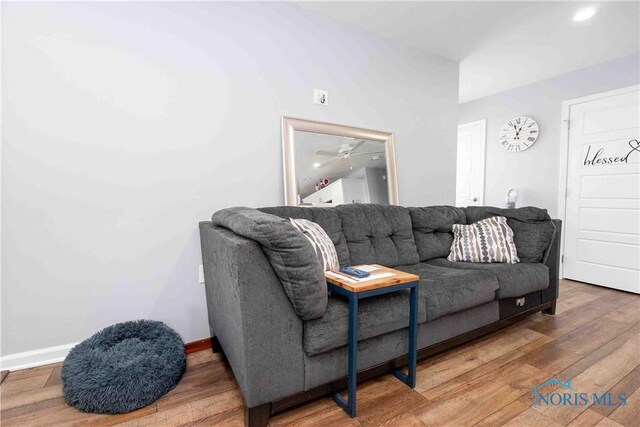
[581,173,640,199]
[577,239,639,270]
[564,87,640,293]
[579,208,640,235]
[456,120,486,207]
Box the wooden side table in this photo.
[325,264,420,418]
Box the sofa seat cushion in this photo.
[303,290,426,356]
[335,204,420,267]
[408,206,466,261]
[426,258,549,298]
[398,263,499,321]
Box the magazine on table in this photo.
[325,265,396,283]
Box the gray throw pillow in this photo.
[211,207,327,320]
[289,218,339,271]
[448,216,520,263]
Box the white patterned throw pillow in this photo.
[290,218,340,271]
[448,216,519,263]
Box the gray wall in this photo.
[459,53,640,217]
[365,168,390,204]
[1,2,459,355]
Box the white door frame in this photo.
[557,84,640,279]
[457,119,487,206]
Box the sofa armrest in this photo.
[540,219,562,303]
[199,222,305,407]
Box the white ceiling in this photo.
[296,1,640,103]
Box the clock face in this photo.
[499,116,539,152]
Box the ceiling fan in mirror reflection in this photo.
[313,141,385,169]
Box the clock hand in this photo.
[517,118,528,134]
[512,123,520,139]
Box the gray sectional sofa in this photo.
[199,204,561,426]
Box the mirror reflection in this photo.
[294,131,389,206]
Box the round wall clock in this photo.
[499,116,539,152]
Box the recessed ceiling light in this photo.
[573,7,597,22]
[313,162,320,168]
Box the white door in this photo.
[563,86,640,294]
[456,120,486,207]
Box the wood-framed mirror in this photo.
[281,117,399,206]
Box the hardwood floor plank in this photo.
[0,381,64,411]
[594,418,626,427]
[285,408,360,427]
[116,388,243,427]
[559,279,586,294]
[355,380,428,425]
[369,412,425,427]
[1,370,9,384]
[155,362,237,412]
[0,397,62,421]
[556,291,601,314]
[44,366,63,388]
[527,299,621,339]
[416,384,525,427]
[272,374,424,427]
[591,366,640,418]
[0,371,51,395]
[1,397,156,427]
[414,327,518,372]
[535,333,640,425]
[529,325,640,412]
[520,342,584,376]
[503,407,564,427]
[415,328,545,393]
[1,364,58,382]
[608,387,640,427]
[522,318,636,375]
[180,406,245,426]
[421,349,527,401]
[604,300,640,324]
[567,409,605,427]
[516,334,555,353]
[185,350,220,369]
[415,361,549,427]
[269,397,339,426]
[472,399,530,427]
[575,324,640,373]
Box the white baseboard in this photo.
[0,343,77,371]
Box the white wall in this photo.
[1,2,459,359]
[459,53,640,217]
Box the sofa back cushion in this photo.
[464,206,554,263]
[259,206,350,267]
[409,206,466,261]
[335,204,419,267]
[212,207,327,320]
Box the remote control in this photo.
[339,267,370,278]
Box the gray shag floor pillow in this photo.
[61,320,186,414]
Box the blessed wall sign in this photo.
[583,139,640,166]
